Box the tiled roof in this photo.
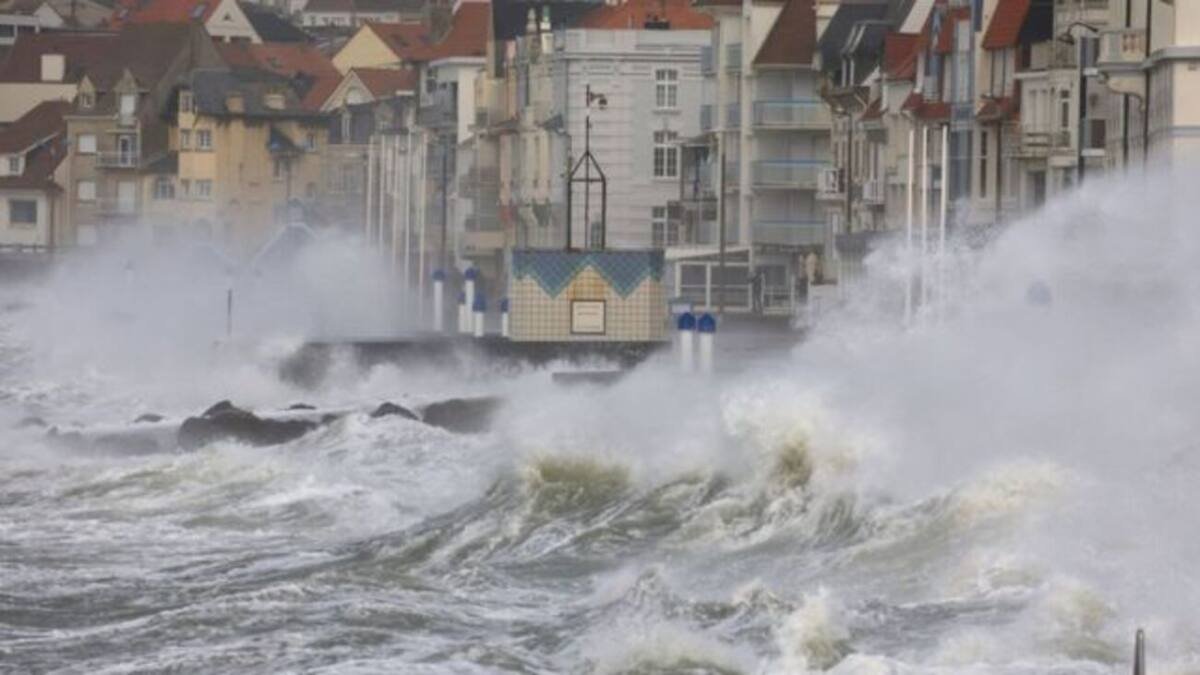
[304,0,423,14]
[84,23,212,90]
[0,100,69,190]
[0,100,70,153]
[426,1,488,60]
[189,68,327,118]
[352,66,418,97]
[981,0,1030,50]
[240,3,311,42]
[0,31,115,84]
[110,0,218,26]
[366,20,436,61]
[817,0,889,71]
[217,42,340,109]
[753,0,815,67]
[900,91,949,120]
[577,0,712,30]
[883,32,919,80]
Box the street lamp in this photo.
[1057,21,1101,184]
[566,84,608,250]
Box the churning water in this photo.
[4,172,1200,674]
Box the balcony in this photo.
[861,178,884,205]
[700,104,714,133]
[724,43,741,71]
[1097,28,1146,73]
[752,100,831,130]
[96,148,140,168]
[1019,129,1052,157]
[725,102,740,128]
[751,220,825,248]
[700,46,714,75]
[752,160,824,190]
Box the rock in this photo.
[15,416,46,429]
[369,401,418,420]
[203,400,236,417]
[420,397,502,434]
[287,403,316,411]
[133,413,164,424]
[178,402,321,451]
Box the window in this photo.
[79,92,94,109]
[651,206,667,247]
[653,130,678,178]
[77,180,95,201]
[119,93,136,117]
[77,134,96,154]
[196,129,212,150]
[273,158,285,180]
[305,132,317,151]
[196,179,212,199]
[1059,89,1071,131]
[180,179,191,198]
[179,91,193,113]
[153,176,174,200]
[180,129,191,149]
[9,199,36,226]
[655,69,678,109]
[7,156,19,175]
[979,130,989,199]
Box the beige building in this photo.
[0,100,71,249]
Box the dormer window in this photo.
[179,91,193,114]
[7,156,20,175]
[119,93,137,119]
[264,93,285,110]
[79,92,94,109]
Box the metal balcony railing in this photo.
[96,149,140,168]
[1098,28,1146,71]
[752,100,831,129]
[752,160,825,190]
[751,220,825,247]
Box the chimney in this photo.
[40,54,65,82]
[225,92,244,113]
[525,7,536,34]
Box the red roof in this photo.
[982,0,1031,50]
[0,31,116,84]
[577,0,712,30]
[901,91,949,121]
[884,32,919,80]
[426,1,489,60]
[753,0,815,67]
[217,42,340,110]
[365,21,437,62]
[0,100,70,153]
[352,66,418,98]
[110,0,217,27]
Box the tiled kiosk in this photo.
[508,249,668,343]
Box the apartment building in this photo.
[62,23,225,246]
[301,0,425,29]
[684,0,828,315]
[1097,0,1200,169]
[161,67,329,256]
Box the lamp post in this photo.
[1058,21,1101,184]
[566,84,607,250]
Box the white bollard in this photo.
[457,292,467,334]
[697,313,716,375]
[432,270,445,333]
[464,267,477,322]
[500,298,510,339]
[677,312,696,373]
[473,294,486,338]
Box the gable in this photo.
[204,0,261,43]
[332,25,397,74]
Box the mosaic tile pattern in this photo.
[511,250,665,298]
[509,265,667,342]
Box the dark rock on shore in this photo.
[179,402,324,451]
[287,403,316,411]
[420,397,501,434]
[134,413,164,424]
[370,402,418,420]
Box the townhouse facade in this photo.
[0,100,70,248]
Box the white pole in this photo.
[433,271,444,332]
[677,312,696,373]
[473,297,485,338]
[457,293,466,333]
[417,133,427,319]
[377,135,387,250]
[365,134,375,245]
[905,126,914,325]
[697,313,715,375]
[391,134,400,271]
[404,131,413,301]
[921,124,930,311]
[500,299,509,338]
[939,123,949,317]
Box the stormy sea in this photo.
[3,171,1200,674]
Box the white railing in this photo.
[752,100,831,129]
[1098,28,1146,69]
